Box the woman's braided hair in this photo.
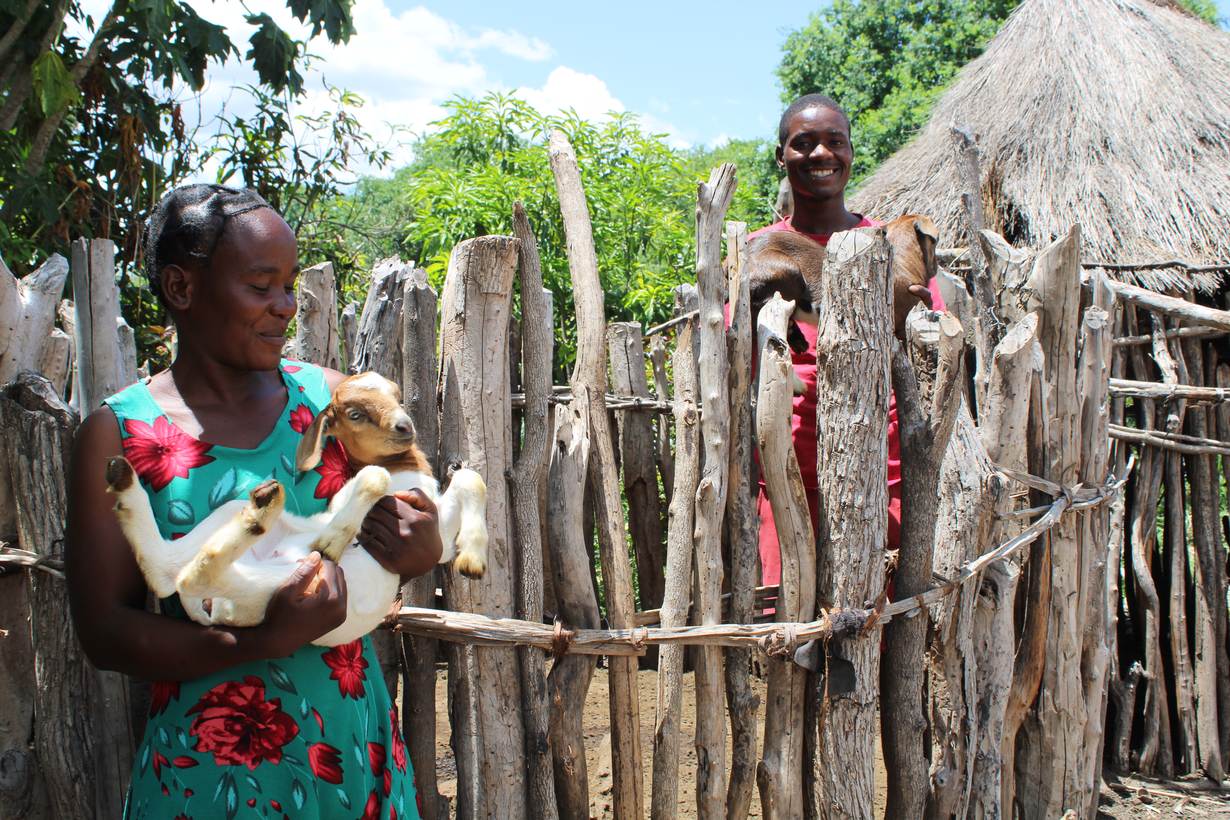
[144,184,272,306]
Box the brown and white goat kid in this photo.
[105,372,488,646]
[744,213,940,361]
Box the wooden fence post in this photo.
[1016,226,1090,816]
[651,285,700,820]
[608,322,666,616]
[341,302,358,370]
[70,239,136,412]
[510,203,558,820]
[882,312,963,820]
[754,294,815,819]
[969,312,1041,816]
[350,259,411,698]
[723,219,759,820]
[399,266,446,820]
[438,235,524,819]
[0,254,70,387]
[810,228,892,818]
[1,374,133,818]
[548,129,643,820]
[691,163,736,820]
[290,261,341,369]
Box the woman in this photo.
[66,184,440,819]
[753,94,946,590]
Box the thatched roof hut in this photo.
[850,0,1230,292]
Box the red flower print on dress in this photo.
[321,640,367,698]
[172,756,198,768]
[152,750,170,778]
[289,404,315,434]
[389,707,407,773]
[368,742,391,796]
[283,363,303,373]
[308,742,344,784]
[360,790,381,820]
[122,417,215,491]
[186,676,299,769]
[313,438,353,500]
[149,680,180,715]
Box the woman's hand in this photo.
[358,490,444,582]
[260,552,348,656]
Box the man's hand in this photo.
[358,490,444,582]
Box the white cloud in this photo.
[515,66,626,122]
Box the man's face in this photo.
[776,106,853,203]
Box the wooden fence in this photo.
[1,130,1228,819]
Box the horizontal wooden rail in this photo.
[390,461,1132,657]
[1109,379,1230,403]
[1109,423,1230,456]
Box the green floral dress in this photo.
[107,360,419,820]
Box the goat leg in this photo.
[306,465,391,562]
[177,480,286,596]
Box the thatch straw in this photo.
[851,0,1230,292]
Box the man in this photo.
[753,93,945,593]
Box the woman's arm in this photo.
[66,408,349,681]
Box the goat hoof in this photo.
[105,457,135,492]
[250,480,283,509]
[453,551,486,579]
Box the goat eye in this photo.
[347,409,364,422]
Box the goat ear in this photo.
[296,407,332,471]
[914,219,939,283]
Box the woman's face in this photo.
[175,208,300,371]
[777,106,854,203]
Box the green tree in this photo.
[777,0,1017,182]
[0,0,356,276]
[359,93,776,375]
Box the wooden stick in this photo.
[549,129,643,820]
[649,336,675,505]
[1109,424,1230,456]
[1103,278,1230,332]
[510,203,558,820]
[1113,326,1220,348]
[651,291,700,820]
[810,228,893,817]
[754,296,816,819]
[645,310,699,337]
[692,164,737,820]
[1108,378,1230,403]
[723,220,760,820]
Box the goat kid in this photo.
[743,214,940,389]
[105,372,488,646]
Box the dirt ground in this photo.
[426,666,1230,819]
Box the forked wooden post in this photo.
[438,236,524,819]
[548,129,643,820]
[509,203,557,820]
[651,286,700,820]
[0,253,69,386]
[809,228,892,818]
[70,239,136,412]
[754,294,814,819]
[723,219,760,820]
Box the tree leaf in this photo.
[30,52,78,117]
